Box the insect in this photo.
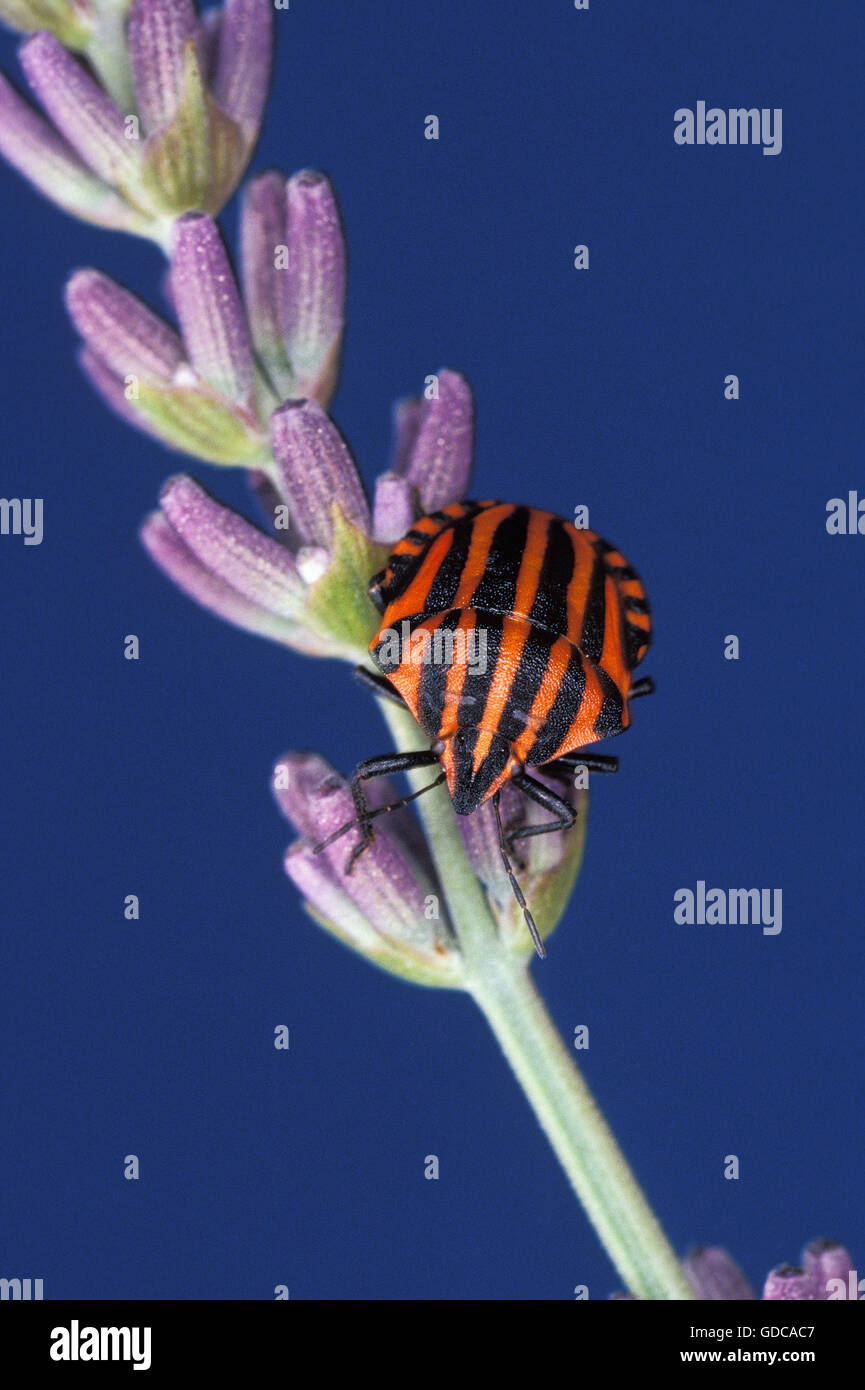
[315,500,654,957]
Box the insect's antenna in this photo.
[492,792,546,960]
[313,773,447,855]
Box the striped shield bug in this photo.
[315,500,654,957]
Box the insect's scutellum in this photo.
[315,501,653,957]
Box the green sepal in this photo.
[134,380,270,466]
[303,503,390,659]
[303,904,465,990]
[137,41,245,216]
[0,0,91,47]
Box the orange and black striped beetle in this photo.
[316,500,654,957]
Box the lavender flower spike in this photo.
[762,1265,819,1300]
[370,370,475,545]
[141,507,334,657]
[20,31,139,188]
[66,268,185,382]
[128,0,199,133]
[613,1236,859,1301]
[372,470,416,546]
[66,254,269,468]
[212,0,272,146]
[240,171,292,394]
[683,1247,756,1300]
[802,1238,856,1298]
[760,1238,857,1300]
[0,71,148,234]
[281,169,346,401]
[397,369,474,515]
[157,474,306,619]
[143,466,386,663]
[274,753,462,988]
[0,0,274,242]
[269,399,371,549]
[240,168,346,407]
[171,212,253,405]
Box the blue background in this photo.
[1,0,862,1300]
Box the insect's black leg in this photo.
[353,665,407,708]
[629,676,655,700]
[507,770,577,844]
[543,751,619,779]
[492,792,546,960]
[314,749,443,871]
[367,569,388,613]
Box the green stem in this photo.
[378,697,694,1300]
[380,701,501,959]
[468,961,694,1300]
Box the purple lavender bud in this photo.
[274,753,460,985]
[372,470,417,545]
[387,396,423,474]
[272,752,397,838]
[20,32,138,188]
[402,370,473,513]
[0,70,141,230]
[128,0,199,134]
[269,399,370,548]
[684,1247,756,1300]
[802,1239,855,1298]
[212,0,272,144]
[246,466,294,542]
[274,752,431,870]
[762,1264,819,1300]
[141,509,331,654]
[66,269,184,382]
[240,170,292,393]
[171,213,253,402]
[157,473,305,617]
[281,170,346,402]
[458,781,525,911]
[78,344,190,451]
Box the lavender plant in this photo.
[0,0,849,1301]
[0,0,271,245]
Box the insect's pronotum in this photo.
[316,500,654,956]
